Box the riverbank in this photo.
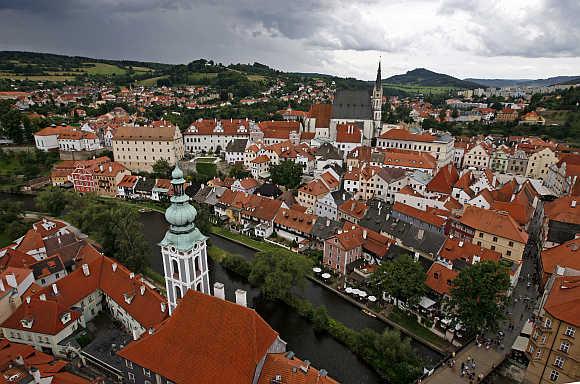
[209,227,452,354]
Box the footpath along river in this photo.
[3,193,443,383]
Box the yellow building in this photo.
[526,148,558,181]
[459,205,529,263]
[524,274,580,384]
[112,122,184,173]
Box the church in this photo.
[329,62,383,144]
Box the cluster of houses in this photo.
[0,215,338,384]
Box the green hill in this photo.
[384,68,482,89]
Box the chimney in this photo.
[160,302,166,313]
[300,360,311,373]
[52,283,59,295]
[5,273,17,288]
[112,263,118,272]
[108,165,112,173]
[326,219,330,227]
[235,289,247,307]
[572,200,577,208]
[29,367,41,384]
[99,164,104,172]
[39,294,46,301]
[363,229,367,239]
[458,241,464,247]
[25,296,31,304]
[214,282,225,300]
[14,355,24,365]
[82,263,90,276]
[140,285,146,295]
[342,193,345,201]
[129,272,135,279]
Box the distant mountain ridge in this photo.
[383,68,482,89]
[464,76,580,88]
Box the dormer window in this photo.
[124,293,135,304]
[21,318,34,329]
[60,312,71,325]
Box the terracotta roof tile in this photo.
[425,263,458,296]
[541,238,580,277]
[258,353,339,384]
[544,275,580,326]
[460,205,528,243]
[118,290,278,384]
[275,208,317,235]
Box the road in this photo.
[423,212,542,384]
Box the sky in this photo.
[0,0,579,80]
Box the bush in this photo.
[196,162,217,178]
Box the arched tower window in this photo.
[196,282,202,292]
[172,259,179,279]
[175,286,182,300]
[195,256,202,276]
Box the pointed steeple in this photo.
[375,60,382,87]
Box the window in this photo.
[493,236,498,242]
[565,326,575,337]
[125,360,133,369]
[506,250,512,256]
[554,356,565,368]
[479,233,483,238]
[560,341,570,353]
[541,335,547,344]
[143,368,151,377]
[535,350,542,359]
[508,241,514,247]
[128,372,135,382]
[549,370,559,381]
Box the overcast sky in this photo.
[1,0,579,80]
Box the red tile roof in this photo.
[299,180,330,197]
[186,119,251,136]
[541,238,580,277]
[379,128,438,142]
[117,175,139,188]
[31,218,67,239]
[440,237,501,264]
[382,149,437,170]
[275,208,317,235]
[1,297,81,335]
[307,103,332,128]
[544,275,580,326]
[393,202,446,228]
[460,205,529,243]
[16,230,44,254]
[338,199,368,220]
[425,263,458,296]
[336,124,362,143]
[259,121,301,139]
[258,353,339,384]
[427,164,459,194]
[544,196,580,225]
[118,290,279,384]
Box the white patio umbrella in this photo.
[351,289,360,295]
[312,267,322,273]
[368,296,377,302]
[359,291,368,298]
[345,287,353,294]
[321,273,331,279]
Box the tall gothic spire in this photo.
[375,60,382,87]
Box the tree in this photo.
[312,305,330,332]
[152,158,172,178]
[0,201,28,245]
[248,250,312,300]
[354,328,422,384]
[228,163,250,179]
[370,255,426,307]
[447,261,510,334]
[269,160,303,189]
[35,187,69,216]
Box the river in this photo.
[2,193,444,383]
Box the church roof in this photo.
[331,89,373,120]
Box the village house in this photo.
[376,128,455,167]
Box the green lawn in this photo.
[210,226,296,258]
[247,75,267,82]
[80,62,127,75]
[388,307,447,349]
[188,72,218,82]
[137,75,169,86]
[131,66,154,72]
[383,83,457,96]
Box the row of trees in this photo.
[370,254,511,335]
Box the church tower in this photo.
[371,61,383,137]
[159,165,210,315]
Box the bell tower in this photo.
[159,164,210,315]
[372,60,383,136]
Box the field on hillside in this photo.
[80,62,127,75]
[383,83,457,96]
[540,110,573,125]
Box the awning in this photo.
[419,296,436,309]
[512,336,530,352]
[521,320,533,336]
